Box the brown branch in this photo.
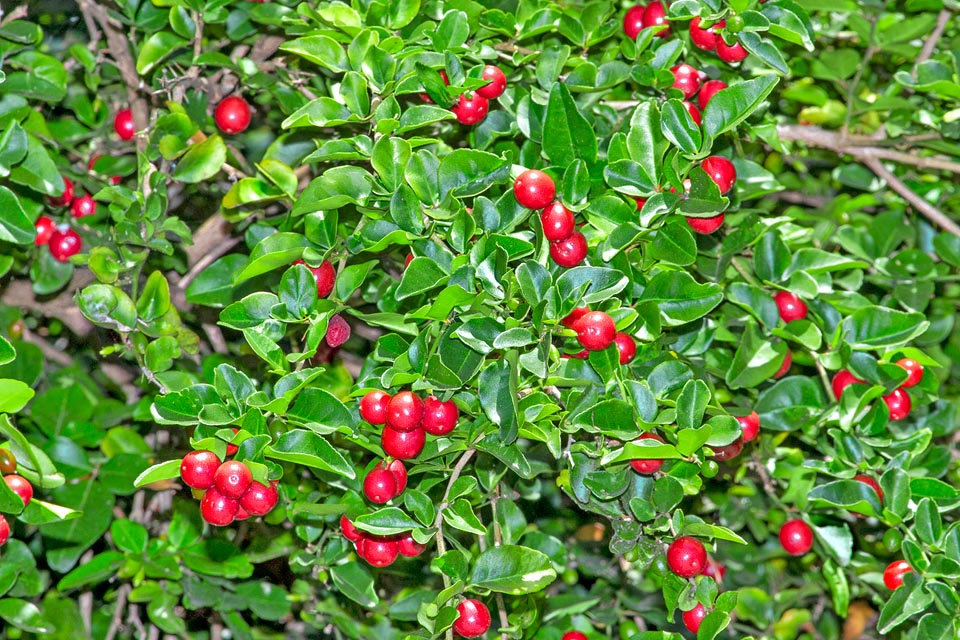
[861,156,960,237]
[915,10,952,71]
[104,584,131,640]
[0,5,28,27]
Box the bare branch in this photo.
[915,9,952,70]
[862,156,960,237]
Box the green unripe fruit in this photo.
[726,15,744,32]
[883,528,903,553]
[702,460,719,478]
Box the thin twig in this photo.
[862,156,960,237]
[914,9,952,71]
[104,584,131,640]
[0,5,27,26]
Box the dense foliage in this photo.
[1,0,959,638]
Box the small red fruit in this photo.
[48,176,74,207]
[71,194,96,218]
[832,370,865,398]
[686,214,724,234]
[0,515,9,546]
[698,79,728,109]
[883,560,912,590]
[682,603,708,633]
[561,307,589,329]
[386,391,424,432]
[614,332,637,364]
[35,216,56,246]
[422,396,459,436]
[49,227,82,262]
[235,506,251,521]
[573,311,616,351]
[774,350,792,379]
[896,358,923,387]
[239,480,278,516]
[363,465,399,504]
[514,169,556,210]
[293,259,336,298]
[114,109,135,140]
[642,1,671,38]
[689,17,722,50]
[883,388,911,421]
[0,450,17,475]
[703,559,726,582]
[712,438,743,461]
[737,411,760,443]
[671,64,703,99]
[540,202,576,242]
[550,231,588,267]
[562,633,588,640]
[623,5,645,39]
[854,474,883,503]
[215,96,252,135]
[340,515,362,542]
[359,535,400,567]
[629,432,664,474]
[180,450,221,489]
[701,156,736,194]
[633,196,647,210]
[774,291,808,323]
[325,314,351,348]
[452,93,489,125]
[382,426,426,460]
[779,519,813,556]
[476,65,507,100]
[200,487,239,526]
[3,475,32,507]
[385,459,407,494]
[225,428,240,456]
[684,101,702,126]
[666,536,707,578]
[398,532,427,557]
[453,599,491,638]
[717,38,748,63]
[213,460,253,499]
[360,390,391,425]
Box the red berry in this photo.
[633,196,647,210]
[215,96,251,135]
[854,474,883,503]
[717,38,748,63]
[642,1,671,38]
[682,603,708,633]
[420,70,450,103]
[883,560,912,590]
[200,487,239,526]
[382,426,426,460]
[561,307,589,329]
[614,332,637,364]
[359,535,399,567]
[737,411,761,443]
[896,358,923,387]
[883,388,911,421]
[114,109,135,140]
[476,65,506,100]
[35,216,56,246]
[386,391,424,432]
[404,253,414,269]
[703,559,726,582]
[360,390,391,425]
[671,64,703,99]
[774,291,808,323]
[684,101,702,126]
[629,432,664,474]
[422,396,459,436]
[385,459,407,494]
[0,514,9,546]
[540,202,576,242]
[779,519,813,556]
[398,532,427,557]
[832,370,865,398]
[701,156,736,194]
[180,450,221,489]
[686,214,725,234]
[213,460,253,499]
[235,506,251,521]
[712,438,743,461]
[293,259,336,298]
[698,79,728,109]
[3,475,32,507]
[48,176,74,207]
[562,633,588,640]
[689,17,722,50]
[514,169,556,210]
[573,311,616,351]
[666,536,707,578]
[341,516,362,541]
[774,350,792,379]
[325,314,351,348]
[623,5,645,39]
[550,231,588,267]
[49,227,82,262]
[239,480,278,516]
[452,93,489,125]
[70,194,96,219]
[453,599,491,638]
[363,466,398,504]
[225,428,240,456]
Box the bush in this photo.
[0,0,959,638]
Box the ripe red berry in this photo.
[698,79,728,109]
[703,559,726,582]
[682,603,708,633]
[35,216,56,246]
[382,425,426,460]
[629,432,664,474]
[48,176,74,207]
[452,93,489,125]
[453,599,491,638]
[476,65,507,100]
[398,532,427,557]
[774,291,808,323]
[0,514,9,546]
[684,100,702,126]
[562,633,588,640]
[360,390,391,425]
[325,314,351,348]
[623,5,645,39]
[385,459,407,494]
[883,560,912,590]
[340,515,362,541]
[293,259,336,298]
[774,350,792,379]
[667,536,707,578]
[561,307,589,329]
[883,388,911,421]
[514,169,556,210]
[359,535,400,567]
[235,506,251,521]
[540,202,576,242]
[386,391,424,432]
[670,64,703,99]
[701,156,736,194]
[712,438,743,461]
[239,480,279,516]
[180,450,221,489]
[614,332,637,364]
[779,519,813,556]
[642,1,671,38]
[422,396,459,436]
[573,311,616,351]
[832,370,865,398]
[686,214,725,234]
[717,38,748,63]
[737,411,761,443]
[633,196,647,210]
[4,475,32,507]
[215,96,252,135]
[214,460,253,499]
[363,466,398,504]
[200,487,240,526]
[48,227,82,262]
[689,17,722,50]
[854,474,883,503]
[896,358,923,387]
[550,231,588,267]
[114,109,135,140]
[71,193,96,218]
[225,428,240,457]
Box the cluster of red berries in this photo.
[0,449,34,547]
[623,1,670,40]
[180,450,279,526]
[339,516,426,567]
[664,536,717,632]
[624,2,749,65]
[669,64,727,126]
[452,65,507,126]
[512,169,589,268]
[560,307,635,364]
[359,389,459,460]
[685,155,738,235]
[833,357,923,421]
